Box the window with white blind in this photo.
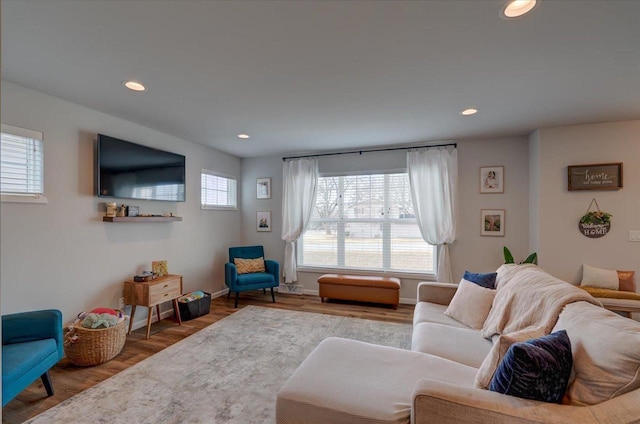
[1,124,46,203]
[201,170,237,210]
[298,172,436,274]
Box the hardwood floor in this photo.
[2,292,414,423]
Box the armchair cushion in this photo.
[234,257,266,274]
[3,339,58,383]
[237,272,276,286]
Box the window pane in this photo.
[345,222,383,269]
[1,125,44,196]
[312,176,341,220]
[299,223,338,266]
[390,223,434,272]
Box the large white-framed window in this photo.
[201,169,237,210]
[1,124,47,203]
[298,171,436,274]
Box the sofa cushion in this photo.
[463,271,497,289]
[475,326,546,389]
[412,323,492,368]
[413,301,469,329]
[552,301,640,406]
[276,337,477,424]
[490,330,572,404]
[445,279,495,330]
[580,264,619,290]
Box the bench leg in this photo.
[41,371,54,397]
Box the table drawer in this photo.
[149,279,181,305]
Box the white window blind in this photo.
[201,169,237,209]
[1,124,44,197]
[298,172,436,274]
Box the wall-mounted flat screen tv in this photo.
[97,134,186,202]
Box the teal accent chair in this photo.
[2,309,64,406]
[225,245,280,308]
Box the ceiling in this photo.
[2,1,639,158]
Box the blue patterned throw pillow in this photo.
[490,330,572,403]
[463,271,497,289]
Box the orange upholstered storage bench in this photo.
[317,274,401,308]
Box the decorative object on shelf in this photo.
[105,202,117,217]
[152,260,168,277]
[117,204,126,217]
[134,271,158,282]
[257,177,272,199]
[127,206,139,217]
[503,246,537,265]
[481,209,505,236]
[579,198,612,238]
[480,166,504,194]
[568,163,623,191]
[257,210,272,232]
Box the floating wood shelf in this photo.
[103,216,182,223]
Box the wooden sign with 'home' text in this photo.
[568,163,623,191]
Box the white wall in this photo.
[241,137,531,302]
[0,81,242,326]
[531,120,640,284]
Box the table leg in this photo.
[155,305,161,322]
[173,298,182,326]
[128,305,136,335]
[146,307,153,339]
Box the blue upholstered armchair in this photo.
[2,309,64,406]
[225,245,280,308]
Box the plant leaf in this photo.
[523,252,538,264]
[503,247,515,264]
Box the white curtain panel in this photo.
[281,158,319,283]
[407,147,458,283]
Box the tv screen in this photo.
[97,134,186,202]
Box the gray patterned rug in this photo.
[27,306,412,424]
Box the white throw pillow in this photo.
[444,279,496,330]
[474,327,545,389]
[553,301,640,405]
[580,264,619,290]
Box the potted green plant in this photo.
[503,246,537,265]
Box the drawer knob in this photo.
[164,293,168,297]
[164,285,169,288]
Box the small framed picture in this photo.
[480,166,504,193]
[257,177,271,199]
[257,211,272,232]
[127,206,140,217]
[481,209,505,237]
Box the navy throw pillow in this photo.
[463,271,497,289]
[490,330,572,404]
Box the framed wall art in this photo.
[257,177,272,199]
[257,211,272,232]
[480,166,504,193]
[568,163,622,191]
[481,209,505,237]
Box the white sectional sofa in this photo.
[276,265,640,424]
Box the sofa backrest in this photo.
[229,245,265,262]
[553,301,640,406]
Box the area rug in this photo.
[26,306,412,424]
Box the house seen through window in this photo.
[298,172,436,274]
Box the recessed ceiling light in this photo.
[237,134,250,139]
[500,0,539,19]
[123,81,146,92]
[460,108,478,116]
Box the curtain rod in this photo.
[282,142,457,161]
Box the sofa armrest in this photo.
[225,262,238,288]
[2,310,63,357]
[417,282,458,305]
[411,379,598,424]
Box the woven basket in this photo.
[64,319,127,366]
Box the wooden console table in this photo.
[124,274,183,339]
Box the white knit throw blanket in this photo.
[481,265,602,338]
